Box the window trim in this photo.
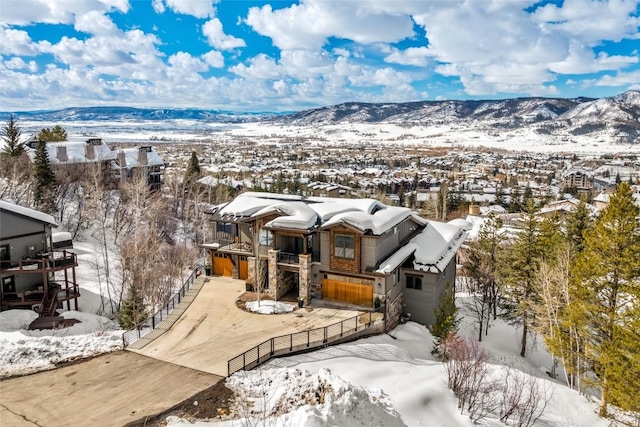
[406,274,423,290]
[334,233,355,259]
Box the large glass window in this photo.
[216,222,232,234]
[406,274,423,290]
[259,229,273,246]
[334,234,355,259]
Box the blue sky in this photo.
[0,0,638,112]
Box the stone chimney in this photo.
[56,145,68,163]
[469,204,480,215]
[118,150,127,183]
[137,147,149,166]
[84,142,95,160]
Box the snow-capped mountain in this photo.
[1,106,279,123]
[277,91,640,143]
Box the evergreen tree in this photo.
[431,283,460,356]
[118,285,148,330]
[36,125,67,141]
[494,185,507,207]
[572,182,640,417]
[463,213,505,340]
[32,140,56,211]
[185,151,201,178]
[499,199,543,357]
[1,114,25,157]
[564,199,592,253]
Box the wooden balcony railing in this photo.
[0,250,77,274]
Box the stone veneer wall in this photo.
[231,254,239,279]
[268,249,278,299]
[298,254,311,305]
[385,291,403,332]
[329,226,361,274]
[247,256,256,289]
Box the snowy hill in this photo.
[278,91,639,143]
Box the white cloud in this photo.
[161,0,217,18]
[74,11,119,36]
[152,0,165,14]
[245,0,415,50]
[202,50,224,68]
[549,41,639,74]
[229,54,282,80]
[0,0,129,26]
[168,52,208,72]
[384,47,430,67]
[202,18,246,50]
[593,70,640,87]
[533,0,640,45]
[0,28,39,56]
[332,48,350,58]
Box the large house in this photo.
[0,201,80,316]
[204,192,467,329]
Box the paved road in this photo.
[132,276,360,376]
[0,351,221,427]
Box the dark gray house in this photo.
[0,201,80,315]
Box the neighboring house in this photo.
[113,146,165,188]
[204,192,467,329]
[538,198,597,218]
[26,137,117,180]
[0,201,80,316]
[592,190,640,210]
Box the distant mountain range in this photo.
[2,90,638,143]
[1,106,279,123]
[276,90,640,143]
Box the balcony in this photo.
[279,252,300,265]
[0,250,77,274]
[210,238,253,255]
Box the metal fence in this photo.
[122,269,197,347]
[228,311,381,376]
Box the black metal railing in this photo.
[122,269,197,347]
[278,252,299,265]
[227,311,382,376]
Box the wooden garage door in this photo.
[322,278,373,307]
[213,253,233,277]
[238,256,248,280]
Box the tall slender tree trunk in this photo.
[520,316,528,357]
[599,376,608,417]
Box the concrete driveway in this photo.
[132,276,361,376]
[0,351,221,427]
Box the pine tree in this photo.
[431,283,460,356]
[1,114,25,157]
[185,151,201,179]
[564,199,592,253]
[118,285,148,330]
[33,140,56,211]
[463,213,504,341]
[499,199,543,357]
[36,125,67,141]
[572,182,640,417]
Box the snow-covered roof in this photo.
[411,221,467,274]
[376,220,467,274]
[116,147,164,169]
[213,192,413,235]
[0,200,57,227]
[320,205,411,235]
[261,202,318,230]
[26,140,116,164]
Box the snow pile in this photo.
[0,310,123,378]
[245,300,295,314]
[167,367,407,427]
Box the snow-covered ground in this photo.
[165,295,611,427]
[245,300,295,315]
[0,309,122,378]
[18,120,640,155]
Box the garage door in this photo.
[238,256,248,280]
[213,253,233,277]
[322,276,373,307]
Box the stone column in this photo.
[231,254,239,279]
[247,256,256,290]
[268,249,279,299]
[298,254,311,305]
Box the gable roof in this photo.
[0,200,57,227]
